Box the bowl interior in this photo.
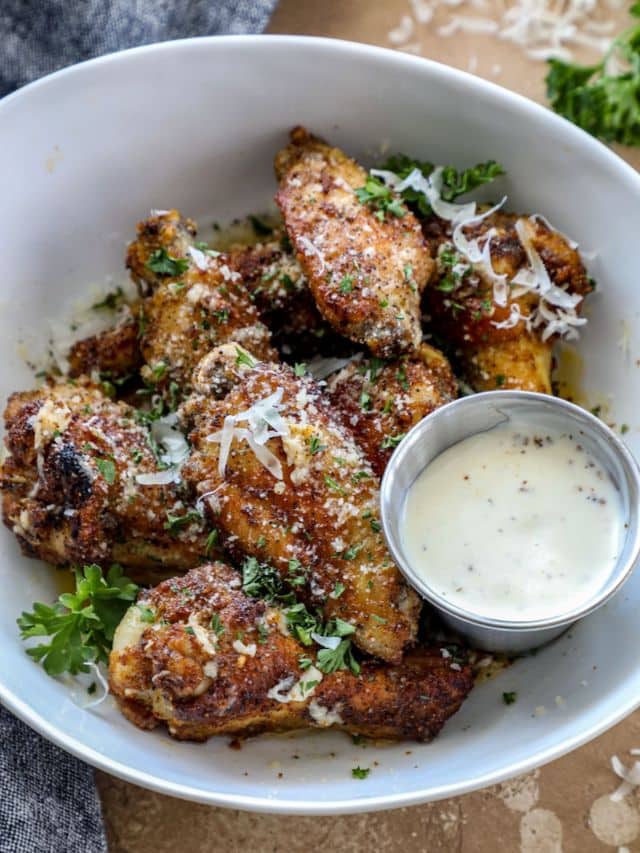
[1,36,640,813]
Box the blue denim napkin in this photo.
[0,2,277,850]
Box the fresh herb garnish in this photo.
[355,176,406,220]
[145,248,189,277]
[502,691,517,705]
[95,457,116,485]
[339,274,354,294]
[293,362,307,377]
[308,435,326,455]
[17,564,138,675]
[163,508,203,534]
[205,528,219,555]
[380,433,405,450]
[546,6,640,146]
[235,347,257,368]
[378,154,504,216]
[210,613,225,636]
[351,766,370,780]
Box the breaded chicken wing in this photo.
[328,344,457,476]
[0,379,214,582]
[180,346,420,664]
[109,562,473,741]
[423,212,592,393]
[126,210,276,394]
[275,127,433,358]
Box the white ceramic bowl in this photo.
[1,35,640,815]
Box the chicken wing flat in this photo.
[275,127,433,358]
[423,212,592,393]
[0,378,213,581]
[328,344,457,476]
[180,346,420,664]
[109,562,473,741]
[126,210,276,394]
[67,306,143,380]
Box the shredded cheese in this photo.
[386,0,615,64]
[207,387,289,480]
[267,666,323,703]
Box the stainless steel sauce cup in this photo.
[380,391,640,653]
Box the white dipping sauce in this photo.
[401,422,624,621]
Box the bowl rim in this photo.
[2,32,640,814]
[381,390,640,632]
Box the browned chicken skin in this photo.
[275,127,433,358]
[109,562,473,742]
[328,343,457,476]
[423,212,592,393]
[180,346,421,664]
[126,210,277,395]
[228,233,344,359]
[0,379,214,582]
[67,307,143,381]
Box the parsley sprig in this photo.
[145,248,190,277]
[375,153,504,217]
[17,564,139,676]
[546,6,640,146]
[240,557,361,676]
[355,177,407,220]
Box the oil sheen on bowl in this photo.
[381,392,640,653]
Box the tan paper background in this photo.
[98,2,640,849]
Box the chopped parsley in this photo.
[95,457,116,485]
[339,274,354,294]
[351,766,370,780]
[163,508,203,534]
[205,528,219,555]
[308,435,326,455]
[502,691,517,705]
[324,475,346,496]
[380,433,405,450]
[209,613,225,636]
[293,362,307,377]
[145,248,189,277]
[235,347,257,368]
[354,176,406,220]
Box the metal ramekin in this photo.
[380,391,640,654]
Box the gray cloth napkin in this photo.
[0,2,277,851]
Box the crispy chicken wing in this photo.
[275,127,433,358]
[109,562,473,741]
[0,379,214,581]
[423,212,592,393]
[328,344,457,476]
[126,210,277,394]
[180,346,420,664]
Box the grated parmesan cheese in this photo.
[267,666,323,703]
[386,0,616,64]
[207,387,289,480]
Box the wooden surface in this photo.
[98,2,640,850]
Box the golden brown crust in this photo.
[180,349,420,664]
[328,343,457,476]
[423,211,591,393]
[275,127,433,358]
[67,308,143,380]
[109,562,473,742]
[126,210,277,395]
[0,379,214,580]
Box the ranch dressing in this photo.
[401,422,624,621]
